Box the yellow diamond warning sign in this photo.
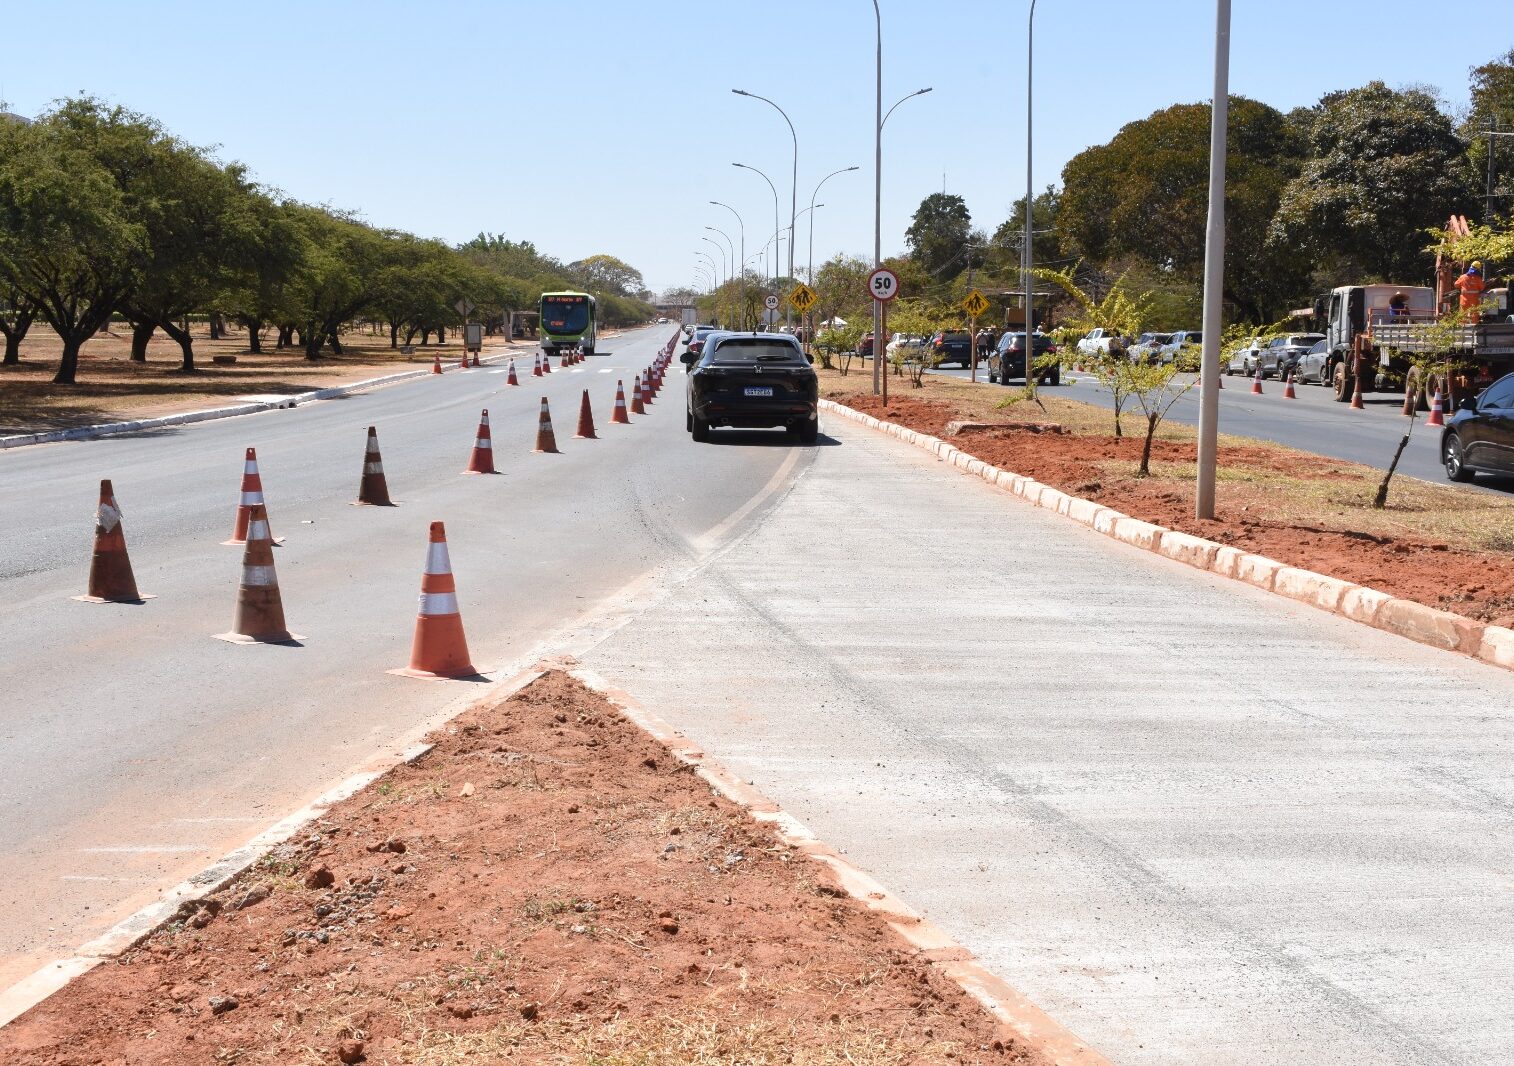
[788,282,818,313]
[961,289,991,318]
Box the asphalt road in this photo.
[0,324,817,990]
[925,361,1514,495]
[584,415,1514,1065]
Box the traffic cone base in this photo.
[575,389,598,439]
[1426,390,1445,427]
[506,360,519,386]
[1250,372,1263,395]
[76,479,154,603]
[611,381,631,424]
[535,397,560,453]
[1283,375,1297,399]
[465,409,498,474]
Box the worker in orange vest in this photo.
[1455,261,1486,314]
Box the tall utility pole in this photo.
[710,201,746,329]
[734,90,798,330]
[1194,0,1231,520]
[1023,0,1039,369]
[734,162,781,327]
[871,0,884,395]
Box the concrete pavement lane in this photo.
[582,414,1514,1065]
[927,362,1514,496]
[0,325,816,989]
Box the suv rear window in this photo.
[706,338,807,365]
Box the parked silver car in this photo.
[1225,337,1266,376]
[1257,333,1324,379]
[1295,338,1332,385]
[1128,332,1172,363]
[1159,329,1202,365]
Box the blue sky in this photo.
[2,1,1496,295]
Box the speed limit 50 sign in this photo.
[867,267,900,302]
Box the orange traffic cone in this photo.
[534,397,560,453]
[1427,390,1445,427]
[214,503,299,644]
[630,374,646,415]
[1351,379,1365,410]
[355,426,394,505]
[1283,374,1297,399]
[1250,371,1263,395]
[575,389,597,439]
[431,355,442,375]
[465,409,497,474]
[471,353,481,368]
[542,353,552,375]
[389,521,478,679]
[75,479,152,603]
[225,447,283,546]
[641,373,654,405]
[506,359,519,385]
[532,352,543,378]
[645,367,658,397]
[611,381,631,424]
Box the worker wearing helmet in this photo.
[1456,261,1486,313]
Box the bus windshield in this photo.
[542,296,589,334]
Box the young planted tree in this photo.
[1035,264,1154,430]
[1125,352,1200,477]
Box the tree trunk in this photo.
[328,332,343,355]
[388,322,400,348]
[437,325,446,343]
[53,333,84,385]
[276,325,293,349]
[243,317,263,353]
[421,329,432,346]
[293,327,304,347]
[305,328,325,359]
[161,318,197,372]
[403,325,420,345]
[1137,412,1158,477]
[1,309,33,365]
[208,314,222,340]
[129,321,155,362]
[1373,432,1413,508]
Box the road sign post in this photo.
[961,289,990,384]
[866,268,900,404]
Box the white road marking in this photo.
[61,874,160,883]
[598,368,614,373]
[79,845,208,854]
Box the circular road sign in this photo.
[764,294,780,310]
[867,267,901,302]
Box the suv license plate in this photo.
[744,386,774,397]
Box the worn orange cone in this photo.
[1427,390,1445,427]
[225,448,282,546]
[575,389,598,439]
[1283,374,1297,399]
[1250,371,1263,395]
[611,381,631,424]
[532,352,543,378]
[630,374,646,415]
[465,409,497,473]
[641,373,655,405]
[75,479,152,603]
[506,359,519,385]
[542,353,552,374]
[1351,379,1365,410]
[389,521,478,679]
[214,503,299,644]
[534,397,560,453]
[431,355,443,375]
[355,426,394,505]
[471,352,481,368]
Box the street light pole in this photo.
[1023,0,1038,383]
[1195,0,1231,520]
[700,239,728,325]
[710,201,746,329]
[734,90,798,329]
[734,162,781,328]
[871,0,883,395]
[807,166,859,286]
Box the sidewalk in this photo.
[582,415,1514,1065]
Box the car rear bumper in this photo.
[693,398,817,428]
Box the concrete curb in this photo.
[0,665,550,1030]
[0,350,516,451]
[572,665,1112,1066]
[820,398,1509,676]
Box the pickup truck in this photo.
[1076,328,1120,356]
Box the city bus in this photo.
[539,291,597,356]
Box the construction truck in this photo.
[1314,215,1514,407]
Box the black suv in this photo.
[683,332,818,443]
[926,330,974,367]
[989,332,1060,385]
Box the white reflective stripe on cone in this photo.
[241,491,265,505]
[418,591,459,616]
[247,520,271,540]
[244,461,258,473]
[364,462,384,474]
[475,439,491,449]
[97,503,122,532]
[424,542,452,574]
[242,565,277,586]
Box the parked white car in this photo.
[1226,337,1266,376]
[1159,329,1201,365]
[1076,327,1119,356]
[885,333,926,361]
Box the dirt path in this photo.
[0,672,1044,1065]
[827,386,1514,629]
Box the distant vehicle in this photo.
[681,307,698,328]
[1257,333,1323,379]
[1441,371,1514,482]
[988,332,1060,386]
[885,333,926,361]
[925,330,974,367]
[1296,338,1331,385]
[683,332,818,443]
[1128,332,1172,363]
[685,325,725,359]
[656,316,668,324]
[1076,328,1119,356]
[540,291,597,356]
[1226,337,1266,376]
[1159,330,1202,364]
[858,331,890,359]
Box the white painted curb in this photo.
[820,398,1506,674]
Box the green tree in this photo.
[218,193,306,354]
[0,280,34,365]
[570,253,645,297]
[1268,82,1477,283]
[904,193,972,280]
[283,205,386,358]
[1465,49,1514,223]
[985,186,1062,281]
[0,103,146,384]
